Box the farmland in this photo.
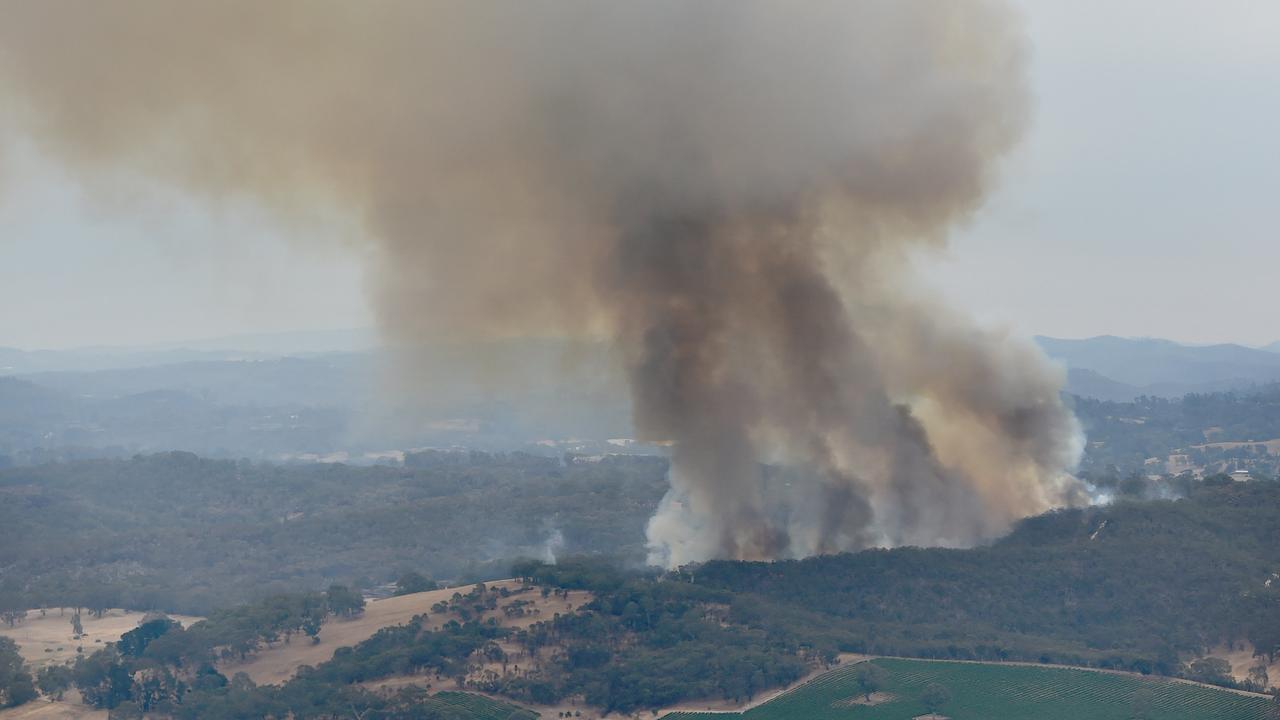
[663,659,1276,720]
[409,692,533,720]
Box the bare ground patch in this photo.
[0,698,105,720]
[1209,644,1279,692]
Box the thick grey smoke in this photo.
[0,0,1084,566]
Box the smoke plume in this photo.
[0,0,1084,566]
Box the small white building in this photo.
[1229,469,1252,482]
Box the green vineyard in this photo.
[429,691,538,720]
[663,658,1275,720]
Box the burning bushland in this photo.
[0,0,1083,565]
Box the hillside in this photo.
[0,330,376,377]
[1,479,1277,718]
[0,610,202,676]
[221,580,589,686]
[0,452,667,614]
[0,375,350,466]
[685,480,1280,673]
[0,339,635,464]
[12,336,1280,468]
[1037,336,1280,399]
[1060,368,1145,403]
[0,347,274,377]
[17,356,371,409]
[1070,386,1280,474]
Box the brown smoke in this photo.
[0,0,1083,566]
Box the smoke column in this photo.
[0,0,1084,566]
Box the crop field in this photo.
[430,692,535,720]
[663,658,1275,720]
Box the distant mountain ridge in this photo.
[0,339,634,464]
[1037,335,1280,400]
[0,328,376,375]
[7,333,1280,450]
[0,345,284,375]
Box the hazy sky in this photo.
[2,0,1278,350]
[917,0,1280,347]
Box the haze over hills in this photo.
[0,336,636,466]
[1037,335,1280,401]
[20,354,373,408]
[0,328,376,375]
[9,332,1280,467]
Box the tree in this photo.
[1188,657,1232,685]
[36,665,73,700]
[84,587,116,620]
[302,613,323,644]
[72,649,133,709]
[0,638,37,708]
[107,700,144,719]
[2,679,36,709]
[1247,663,1270,691]
[920,682,951,715]
[325,585,365,618]
[116,617,177,658]
[0,592,25,629]
[1256,622,1280,665]
[855,663,887,701]
[394,572,436,596]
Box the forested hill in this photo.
[1037,335,1280,399]
[687,479,1280,672]
[2,456,1277,716]
[0,451,668,614]
[1071,384,1280,474]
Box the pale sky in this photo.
[918,0,1280,347]
[1,1,1278,350]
